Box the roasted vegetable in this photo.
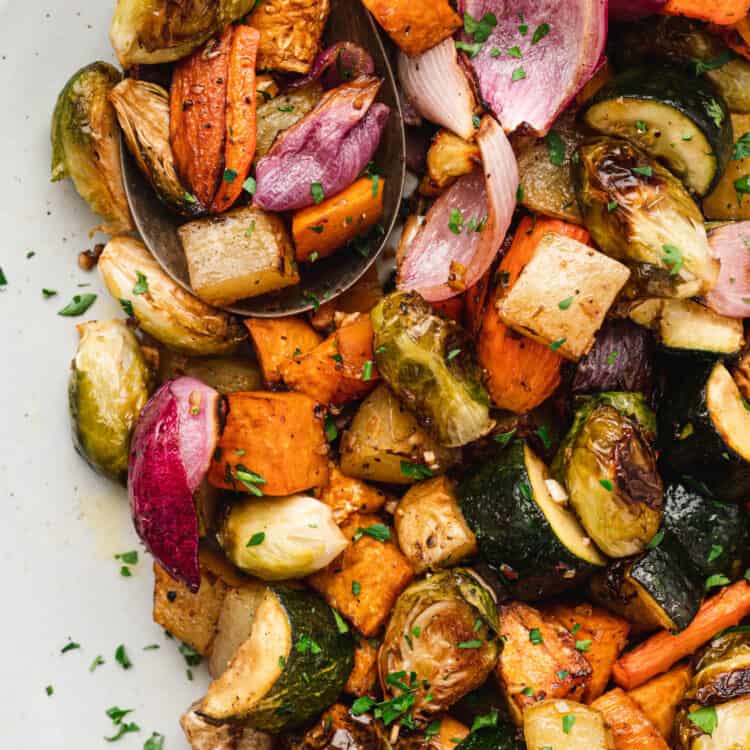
[372,292,492,447]
[453,724,523,750]
[99,236,246,356]
[156,351,262,395]
[109,78,201,217]
[51,62,131,234]
[580,68,733,196]
[109,0,256,67]
[555,394,663,558]
[308,512,414,637]
[675,696,750,750]
[394,476,477,574]
[344,640,378,698]
[573,136,719,299]
[627,663,693,738]
[218,494,347,581]
[181,702,273,750]
[317,464,387,526]
[69,319,152,481]
[522,699,614,750]
[691,630,750,705]
[200,584,354,732]
[662,0,749,26]
[246,0,330,74]
[179,205,299,306]
[496,601,592,724]
[378,569,499,722]
[208,391,328,497]
[704,114,750,221]
[420,130,480,195]
[496,231,630,361]
[571,319,655,396]
[339,385,460,484]
[459,441,607,601]
[590,688,668,750]
[287,704,389,750]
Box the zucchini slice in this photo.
[455,724,524,750]
[659,360,750,501]
[199,585,353,732]
[458,441,606,601]
[581,68,733,196]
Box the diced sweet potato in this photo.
[318,463,388,525]
[434,716,470,749]
[496,601,592,725]
[247,0,330,73]
[152,557,229,656]
[344,638,379,697]
[627,663,693,739]
[591,688,669,750]
[544,601,631,703]
[281,314,379,407]
[207,391,328,496]
[361,0,462,56]
[308,512,414,637]
[244,316,321,385]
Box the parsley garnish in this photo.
[448,208,464,234]
[119,298,134,317]
[692,51,735,75]
[455,41,482,58]
[332,608,349,634]
[733,133,750,161]
[42,288,57,298]
[58,293,97,317]
[89,655,105,672]
[324,414,338,442]
[353,523,391,542]
[361,360,374,381]
[183,192,197,204]
[471,711,498,732]
[144,732,165,750]
[511,66,526,82]
[223,168,238,183]
[235,465,266,496]
[529,628,543,645]
[133,271,148,295]
[115,551,138,565]
[562,714,576,734]
[705,574,731,591]
[245,221,256,236]
[463,11,497,43]
[295,633,322,655]
[635,120,648,133]
[575,639,592,652]
[400,461,433,480]
[647,529,665,549]
[632,166,653,177]
[457,639,482,649]
[688,706,718,735]
[494,428,517,446]
[550,337,566,352]
[545,130,565,166]
[277,105,295,112]
[243,176,256,196]
[61,640,80,654]
[706,99,724,128]
[599,479,613,491]
[311,182,325,204]
[606,350,619,366]
[662,244,684,276]
[45,685,54,696]
[558,296,573,310]
[352,580,362,596]
[507,46,522,58]
[246,532,266,547]
[447,348,461,361]
[532,23,550,44]
[114,644,132,669]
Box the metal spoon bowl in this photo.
[121,0,406,318]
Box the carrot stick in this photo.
[170,27,233,208]
[662,0,750,26]
[292,177,385,263]
[613,581,750,690]
[210,26,261,214]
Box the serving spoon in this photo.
[121,0,406,318]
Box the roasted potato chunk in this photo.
[247,0,330,73]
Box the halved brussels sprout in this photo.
[692,631,750,706]
[69,320,152,481]
[98,236,246,356]
[573,137,719,298]
[378,569,499,723]
[51,62,132,235]
[109,0,257,67]
[556,394,663,558]
[675,696,750,750]
[109,78,203,217]
[371,292,493,447]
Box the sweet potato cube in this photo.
[498,232,630,361]
[308,512,414,636]
[207,391,328,496]
[344,638,379,697]
[627,663,693,738]
[318,463,388,525]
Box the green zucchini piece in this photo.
[581,67,732,196]
[659,360,750,501]
[664,481,749,580]
[199,584,353,732]
[458,441,606,601]
[455,725,524,750]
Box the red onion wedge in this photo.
[254,76,390,212]
[608,0,667,21]
[289,42,375,90]
[705,222,750,319]
[459,0,607,135]
[398,115,517,301]
[128,377,220,592]
[397,39,476,141]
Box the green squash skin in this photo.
[458,441,597,601]
[455,724,525,750]
[629,530,703,632]
[664,482,749,580]
[247,585,354,732]
[658,360,750,502]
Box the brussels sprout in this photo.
[371,292,493,447]
[109,79,203,217]
[218,494,348,581]
[556,395,663,558]
[98,236,246,356]
[692,631,750,706]
[675,696,750,750]
[109,0,257,67]
[378,569,499,723]
[573,137,719,298]
[51,62,132,235]
[69,320,152,481]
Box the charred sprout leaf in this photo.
[109,0,257,67]
[378,569,499,723]
[371,292,493,447]
[69,320,153,481]
[109,79,204,217]
[51,62,132,235]
[691,630,750,705]
[573,137,718,298]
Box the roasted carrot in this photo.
[477,217,590,414]
[463,268,492,338]
[292,177,385,263]
[210,26,261,214]
[724,18,750,61]
[170,28,233,207]
[591,688,669,750]
[627,663,693,738]
[431,296,464,322]
[613,581,750,690]
[662,0,750,26]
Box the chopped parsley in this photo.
[632,166,653,177]
[516,183,525,202]
[46,685,54,696]
[332,608,349,634]
[311,182,325,204]
[457,640,483,649]
[455,41,482,58]
[607,200,618,212]
[353,523,391,542]
[58,293,97,317]
[705,574,731,591]
[511,66,526,82]
[42,288,57,298]
[706,99,724,128]
[692,51,735,76]
[599,479,613,491]
[361,360,374,381]
[447,348,461,360]
[223,168,238,183]
[733,132,750,161]
[144,732,165,750]
[471,711,498,732]
[558,296,574,310]
[243,176,256,196]
[89,655,105,672]
[529,628,543,645]
[277,105,295,112]
[545,130,565,167]
[115,551,138,565]
[245,221,256,236]
[550,337,566,352]
[119,299,134,317]
[324,414,338,442]
[463,11,497,43]
[295,633,322,655]
[735,175,750,201]
[246,531,266,547]
[575,639,592,652]
[133,271,148,295]
[400,461,433,480]
[235,465,266,496]
[688,705,718,735]
[507,46,522,58]
[183,192,197,204]
[708,544,724,563]
[662,244,684,276]
[532,23,550,44]
[114,644,132,669]
[61,640,80,654]
[562,714,576,734]
[104,706,139,742]
[448,208,464,234]
[647,529,665,549]
[352,580,362,596]
[606,350,619,366]
[494,428,517,447]
[303,290,321,312]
